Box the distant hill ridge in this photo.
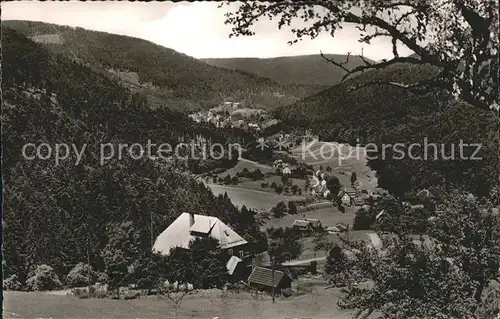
[202,54,376,86]
[275,62,498,198]
[2,20,322,112]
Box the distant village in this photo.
[188,101,278,132]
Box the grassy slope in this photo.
[207,183,306,211]
[202,54,375,86]
[3,290,353,319]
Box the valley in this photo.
[2,4,499,318]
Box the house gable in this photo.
[153,213,248,255]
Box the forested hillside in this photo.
[1,28,266,285]
[2,20,319,112]
[203,54,374,86]
[277,64,499,199]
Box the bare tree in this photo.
[222,0,499,112]
[160,282,193,319]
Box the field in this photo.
[207,158,307,210]
[237,175,306,194]
[290,140,380,193]
[3,288,354,319]
[216,159,275,178]
[207,184,305,211]
[264,205,357,230]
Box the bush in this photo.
[272,201,288,218]
[73,287,90,299]
[96,271,108,284]
[124,291,141,299]
[66,263,97,288]
[352,208,375,230]
[26,264,62,291]
[72,286,107,299]
[3,274,23,291]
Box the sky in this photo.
[1,1,413,60]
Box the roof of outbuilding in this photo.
[248,267,287,288]
[226,256,242,275]
[293,219,312,228]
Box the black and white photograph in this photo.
[1,1,499,318]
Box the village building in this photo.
[323,189,331,198]
[247,266,292,293]
[345,187,358,197]
[353,197,365,206]
[338,189,355,206]
[325,226,341,234]
[248,123,260,131]
[153,212,248,259]
[282,166,291,175]
[273,159,285,168]
[292,218,323,232]
[369,192,383,202]
[335,223,349,233]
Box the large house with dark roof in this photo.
[153,212,248,259]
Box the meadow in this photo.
[3,287,354,319]
[207,184,305,211]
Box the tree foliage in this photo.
[164,238,229,289]
[339,192,500,318]
[267,227,302,264]
[324,245,356,287]
[26,265,62,292]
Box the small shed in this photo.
[247,266,292,293]
[226,256,242,276]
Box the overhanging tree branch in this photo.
[224,0,499,111]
